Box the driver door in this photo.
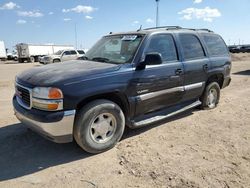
[61,51,71,62]
[132,34,184,116]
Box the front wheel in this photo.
[200,82,220,109]
[74,100,125,154]
[53,59,60,63]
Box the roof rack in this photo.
[143,26,213,33]
[197,28,213,32]
[143,26,182,30]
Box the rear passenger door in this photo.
[178,34,209,101]
[70,50,78,60]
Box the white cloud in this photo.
[62,5,96,14]
[18,10,43,17]
[85,15,93,20]
[146,18,154,23]
[133,20,139,24]
[178,7,221,22]
[0,1,19,10]
[194,0,203,4]
[48,12,54,15]
[63,18,71,22]
[16,19,26,24]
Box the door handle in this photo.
[203,64,208,71]
[175,69,183,75]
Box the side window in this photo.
[202,34,228,56]
[63,51,70,56]
[77,50,85,54]
[70,50,77,55]
[179,34,205,60]
[145,34,178,62]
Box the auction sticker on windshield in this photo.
[121,35,137,41]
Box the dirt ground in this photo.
[0,54,250,188]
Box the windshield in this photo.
[54,50,63,55]
[85,34,144,64]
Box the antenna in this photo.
[137,25,142,31]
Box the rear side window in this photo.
[202,34,229,56]
[63,51,70,55]
[145,34,178,62]
[77,50,85,54]
[70,50,77,55]
[179,34,205,60]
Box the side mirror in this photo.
[136,52,162,70]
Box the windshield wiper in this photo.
[91,57,110,63]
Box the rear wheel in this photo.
[74,100,125,153]
[200,82,220,109]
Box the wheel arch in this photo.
[76,92,130,118]
[53,58,61,63]
[207,73,224,88]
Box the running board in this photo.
[132,100,201,128]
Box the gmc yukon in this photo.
[13,26,231,153]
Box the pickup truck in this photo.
[13,26,231,153]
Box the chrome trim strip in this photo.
[184,82,205,91]
[64,110,76,116]
[137,82,204,101]
[15,82,32,110]
[139,86,184,101]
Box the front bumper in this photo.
[13,97,75,143]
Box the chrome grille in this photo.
[16,83,32,109]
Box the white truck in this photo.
[16,43,74,63]
[0,41,7,61]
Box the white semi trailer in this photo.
[16,43,74,63]
[0,41,7,61]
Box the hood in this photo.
[17,60,120,86]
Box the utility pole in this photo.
[75,23,77,49]
[156,0,160,27]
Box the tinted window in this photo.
[202,34,228,56]
[179,34,205,60]
[146,34,178,62]
[70,50,77,55]
[63,51,70,55]
[77,50,85,54]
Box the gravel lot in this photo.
[0,55,250,188]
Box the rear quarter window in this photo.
[70,50,77,55]
[202,34,229,56]
[179,34,205,60]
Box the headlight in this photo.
[32,87,63,111]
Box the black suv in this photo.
[13,26,231,153]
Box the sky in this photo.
[0,0,250,51]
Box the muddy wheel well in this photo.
[207,74,224,88]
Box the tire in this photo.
[53,59,60,63]
[29,57,35,63]
[74,99,125,154]
[200,82,220,110]
[18,58,24,63]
